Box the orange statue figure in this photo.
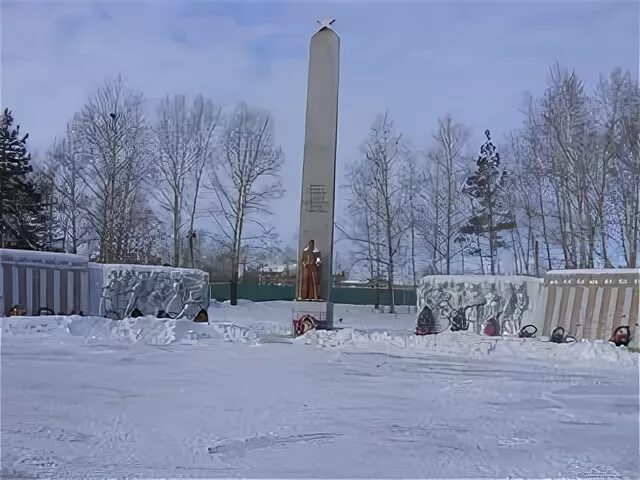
[298,239,322,300]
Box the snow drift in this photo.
[1,315,255,346]
[3,310,637,369]
[300,328,639,368]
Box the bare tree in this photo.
[416,116,469,274]
[436,117,468,274]
[121,189,164,264]
[520,102,556,271]
[401,153,419,287]
[539,65,599,268]
[47,121,90,253]
[30,165,62,251]
[338,159,386,307]
[341,112,409,313]
[75,75,155,263]
[595,69,639,267]
[509,65,639,270]
[506,130,536,274]
[186,98,221,269]
[152,94,221,267]
[207,103,284,305]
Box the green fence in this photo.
[210,282,416,306]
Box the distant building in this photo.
[246,262,297,285]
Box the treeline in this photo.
[0,76,285,304]
[340,65,639,310]
[1,65,638,309]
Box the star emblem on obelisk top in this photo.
[316,18,336,30]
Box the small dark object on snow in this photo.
[550,326,566,343]
[130,308,144,318]
[483,317,501,337]
[549,326,576,344]
[7,304,26,316]
[193,309,208,323]
[38,307,55,316]
[518,324,537,338]
[415,305,436,335]
[610,325,630,347]
[157,310,171,318]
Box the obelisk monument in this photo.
[293,19,340,332]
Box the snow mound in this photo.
[209,322,256,343]
[221,299,254,306]
[299,328,638,368]
[1,316,256,346]
[238,320,291,338]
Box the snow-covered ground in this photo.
[2,300,638,479]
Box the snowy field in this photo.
[1,300,639,479]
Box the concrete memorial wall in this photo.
[93,263,210,319]
[417,270,639,343]
[543,269,639,342]
[0,249,89,316]
[1,249,209,319]
[417,274,545,335]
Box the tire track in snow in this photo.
[207,432,343,457]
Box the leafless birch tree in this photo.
[510,65,639,270]
[401,153,419,286]
[415,116,469,274]
[152,94,221,267]
[338,158,386,307]
[75,75,155,263]
[599,69,640,267]
[48,120,90,253]
[539,65,600,268]
[207,103,284,305]
[341,112,410,313]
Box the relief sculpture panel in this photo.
[417,276,533,336]
[99,266,209,320]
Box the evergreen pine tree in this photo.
[460,129,514,274]
[0,108,46,249]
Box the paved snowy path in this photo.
[2,323,638,479]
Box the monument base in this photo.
[292,300,334,337]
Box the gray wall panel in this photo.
[46,269,54,312]
[18,266,27,312]
[31,268,40,315]
[2,264,13,314]
[60,270,68,314]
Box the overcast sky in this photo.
[2,0,638,256]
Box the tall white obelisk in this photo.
[293,19,340,331]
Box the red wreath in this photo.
[294,314,317,337]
